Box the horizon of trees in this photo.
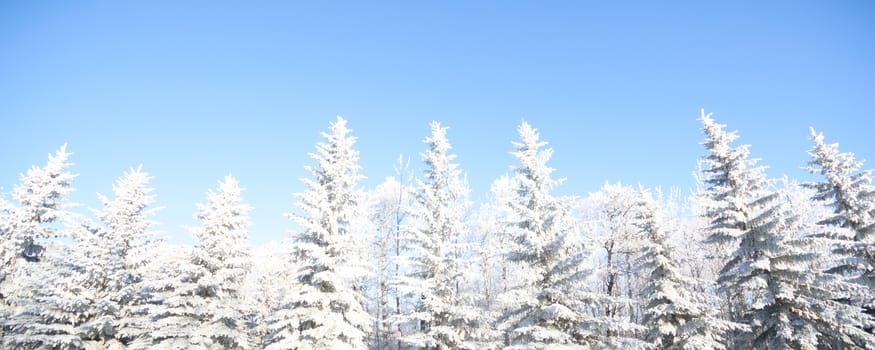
[1,111,874,349]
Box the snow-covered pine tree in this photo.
[700,116,875,348]
[186,175,254,349]
[391,121,486,349]
[636,188,741,350]
[498,122,638,349]
[266,116,371,350]
[0,144,77,284]
[697,110,771,324]
[806,128,875,308]
[721,183,875,348]
[77,166,162,349]
[145,243,209,349]
[0,145,81,348]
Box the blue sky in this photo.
[2,1,873,245]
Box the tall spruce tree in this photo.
[806,128,875,343]
[498,122,638,349]
[722,185,875,348]
[0,144,77,281]
[146,176,254,349]
[698,110,771,325]
[80,166,162,349]
[702,114,875,348]
[806,128,875,299]
[0,145,81,348]
[266,116,371,349]
[391,121,485,349]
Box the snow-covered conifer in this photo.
[266,116,371,350]
[636,189,741,349]
[0,145,80,347]
[498,122,636,349]
[806,128,875,288]
[701,116,875,348]
[146,176,253,349]
[698,111,771,250]
[0,144,77,275]
[723,185,875,348]
[697,111,771,325]
[188,175,254,349]
[76,166,162,348]
[391,121,486,349]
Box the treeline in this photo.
[1,112,873,349]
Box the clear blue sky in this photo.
[2,1,873,245]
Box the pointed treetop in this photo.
[95,164,160,231]
[806,127,875,241]
[514,121,549,155]
[511,121,563,192]
[109,165,154,197]
[13,144,79,221]
[196,174,251,226]
[308,116,363,187]
[218,174,243,197]
[808,127,863,174]
[324,115,355,145]
[21,143,76,184]
[424,120,453,157]
[421,121,464,189]
[699,109,741,155]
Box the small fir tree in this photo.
[636,189,741,349]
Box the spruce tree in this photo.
[391,121,484,349]
[806,128,875,341]
[698,110,770,325]
[79,166,162,348]
[806,128,875,295]
[636,189,740,349]
[0,145,80,348]
[723,186,875,348]
[498,122,634,349]
[0,144,77,277]
[266,116,371,349]
[702,115,875,348]
[188,175,254,349]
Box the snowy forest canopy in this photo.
[1,111,874,350]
